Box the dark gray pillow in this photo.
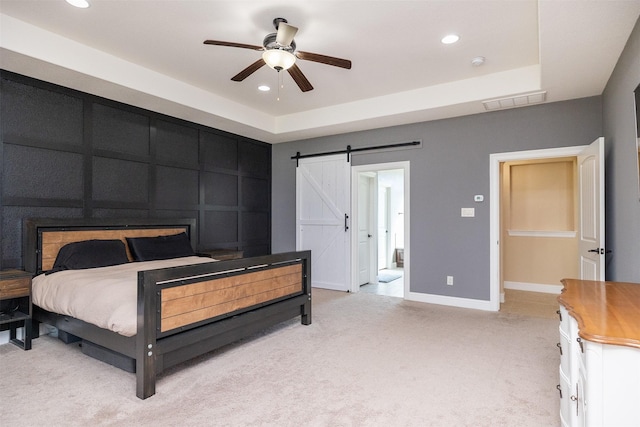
[48,239,129,274]
[126,232,195,261]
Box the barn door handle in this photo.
[344,214,349,232]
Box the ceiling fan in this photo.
[203,18,352,92]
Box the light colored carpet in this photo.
[0,289,560,426]
[502,289,560,320]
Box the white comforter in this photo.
[32,256,216,337]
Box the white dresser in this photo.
[557,279,640,427]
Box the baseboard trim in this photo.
[313,282,349,291]
[504,281,562,294]
[406,291,495,311]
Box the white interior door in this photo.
[377,186,390,269]
[578,137,605,281]
[357,174,374,285]
[296,155,351,291]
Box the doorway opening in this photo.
[499,157,577,318]
[489,140,604,313]
[351,162,409,298]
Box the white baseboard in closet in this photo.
[504,281,563,294]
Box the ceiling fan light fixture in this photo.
[262,49,296,71]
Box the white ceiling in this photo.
[1,1,639,144]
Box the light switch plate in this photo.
[461,208,475,217]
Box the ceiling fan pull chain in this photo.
[277,71,281,101]
[277,70,286,101]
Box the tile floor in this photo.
[359,268,404,297]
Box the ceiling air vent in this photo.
[482,91,547,111]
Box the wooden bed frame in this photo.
[23,218,311,399]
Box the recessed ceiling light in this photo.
[66,0,90,8]
[441,34,460,44]
[258,85,270,92]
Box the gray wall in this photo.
[602,17,640,282]
[272,97,602,300]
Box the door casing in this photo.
[351,161,410,295]
[489,144,598,311]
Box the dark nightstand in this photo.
[0,270,33,350]
[198,249,244,261]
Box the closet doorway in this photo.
[489,139,605,312]
[351,162,410,298]
[499,157,578,316]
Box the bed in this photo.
[23,217,311,399]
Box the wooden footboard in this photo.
[136,251,311,399]
[159,263,303,333]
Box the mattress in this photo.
[32,256,216,337]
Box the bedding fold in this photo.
[32,256,215,337]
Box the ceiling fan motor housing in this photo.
[263,33,296,52]
[273,17,288,29]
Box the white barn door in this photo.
[296,155,351,291]
[578,137,605,281]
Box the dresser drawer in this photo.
[558,305,570,334]
[559,365,572,427]
[0,276,31,299]
[559,325,571,375]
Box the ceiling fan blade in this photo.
[287,64,314,92]
[231,59,266,82]
[276,22,298,46]
[296,51,352,69]
[203,40,264,51]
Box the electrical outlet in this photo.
[446,276,454,286]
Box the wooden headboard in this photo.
[23,218,197,274]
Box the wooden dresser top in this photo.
[559,278,640,349]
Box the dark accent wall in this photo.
[0,71,271,269]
